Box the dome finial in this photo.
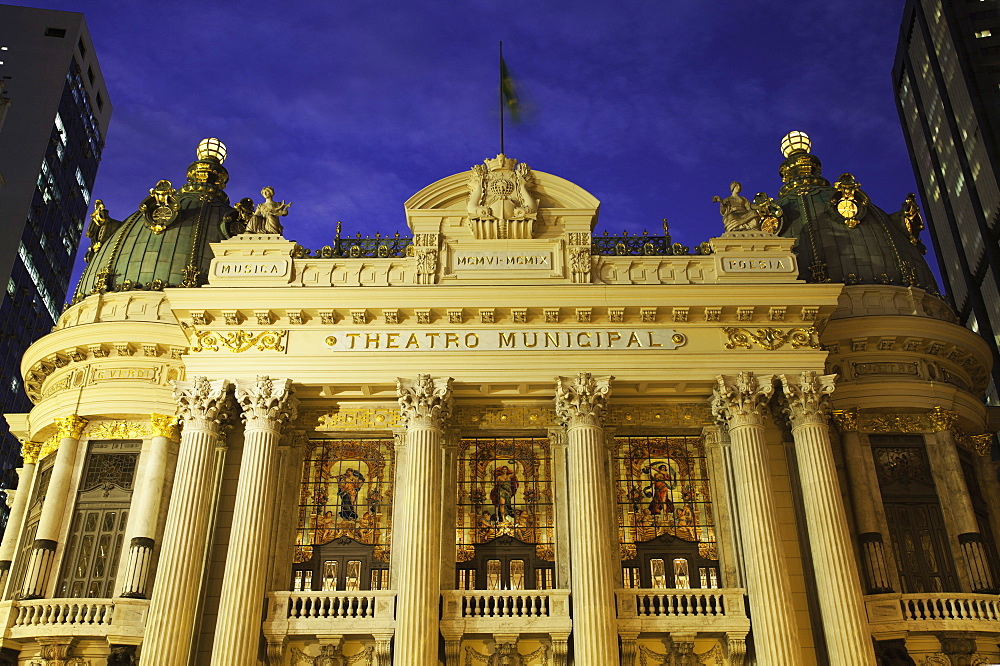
[197,137,227,163]
[780,131,811,157]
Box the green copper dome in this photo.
[775,133,938,294]
[74,140,243,302]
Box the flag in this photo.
[500,57,521,123]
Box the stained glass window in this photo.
[613,436,718,561]
[455,437,555,560]
[295,439,395,564]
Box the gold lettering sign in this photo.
[323,329,685,351]
[453,251,552,270]
[720,257,792,272]
[213,260,287,276]
[92,367,159,381]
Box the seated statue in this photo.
[712,181,762,232]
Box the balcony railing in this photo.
[263,591,396,640]
[0,598,148,642]
[13,599,114,627]
[441,589,572,636]
[616,588,750,635]
[867,592,1000,637]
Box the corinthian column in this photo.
[554,373,619,666]
[142,378,232,666]
[927,408,996,593]
[0,441,39,593]
[711,372,801,666]
[394,374,453,666]
[211,377,297,665]
[120,414,179,598]
[780,373,875,666]
[832,410,894,593]
[21,414,88,599]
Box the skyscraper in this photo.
[894,0,1000,404]
[0,6,111,508]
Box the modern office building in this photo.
[0,6,111,509]
[0,132,995,664]
[894,0,1000,407]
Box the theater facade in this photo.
[0,134,998,665]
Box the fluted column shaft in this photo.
[120,415,178,598]
[394,375,452,666]
[0,458,37,592]
[835,416,893,593]
[781,374,875,666]
[142,378,231,666]
[927,416,996,592]
[555,373,619,666]
[711,373,801,666]
[21,415,87,599]
[211,377,297,665]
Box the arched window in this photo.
[613,436,720,589]
[455,438,555,590]
[291,439,394,591]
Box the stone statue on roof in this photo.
[246,186,292,235]
[712,181,762,232]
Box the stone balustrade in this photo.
[0,598,148,642]
[867,592,1000,638]
[263,591,396,640]
[440,589,572,637]
[616,588,751,635]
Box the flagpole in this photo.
[499,40,505,155]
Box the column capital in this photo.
[554,373,613,427]
[174,377,233,430]
[19,439,43,464]
[929,406,959,432]
[396,375,453,429]
[711,372,774,428]
[831,408,859,432]
[236,376,298,431]
[149,413,180,441]
[54,414,88,440]
[780,371,836,428]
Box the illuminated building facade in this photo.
[0,6,111,510]
[0,133,997,664]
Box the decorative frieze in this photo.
[86,420,147,440]
[189,329,286,353]
[723,326,818,351]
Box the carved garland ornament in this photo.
[724,326,819,351]
[397,374,453,429]
[86,421,147,440]
[554,373,613,427]
[189,329,286,353]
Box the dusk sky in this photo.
[9,1,932,288]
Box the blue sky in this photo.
[12,0,930,287]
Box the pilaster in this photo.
[119,413,179,598]
[926,408,996,593]
[20,414,87,599]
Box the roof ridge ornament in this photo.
[465,154,539,239]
